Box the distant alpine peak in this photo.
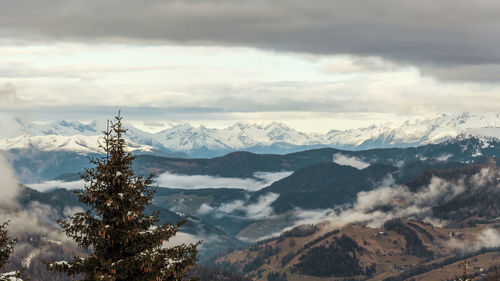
[2,112,500,156]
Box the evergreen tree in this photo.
[46,114,198,281]
[0,221,23,281]
[456,260,475,281]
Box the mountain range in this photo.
[6,124,500,280]
[3,112,500,157]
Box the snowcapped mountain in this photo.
[0,119,152,154]
[326,112,500,149]
[151,121,323,151]
[2,112,500,157]
[0,134,153,154]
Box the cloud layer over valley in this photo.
[27,179,86,192]
[0,156,77,253]
[293,168,499,230]
[155,171,292,191]
[25,170,292,192]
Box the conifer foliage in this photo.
[0,221,23,281]
[46,114,198,281]
[456,260,475,281]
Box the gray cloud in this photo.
[422,64,500,83]
[1,0,499,81]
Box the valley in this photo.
[2,2,499,279]
[4,130,500,280]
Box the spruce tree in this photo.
[0,221,23,281]
[456,260,475,281]
[46,114,198,281]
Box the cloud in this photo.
[198,193,280,220]
[162,231,226,256]
[197,204,214,216]
[155,171,292,191]
[0,155,74,246]
[2,42,500,130]
[422,64,500,83]
[1,0,499,81]
[332,153,370,169]
[447,228,500,253]
[291,168,499,228]
[24,170,290,194]
[163,232,201,248]
[475,229,500,249]
[0,155,20,204]
[319,56,399,74]
[0,84,19,107]
[435,153,453,161]
[27,179,85,192]
[253,171,294,184]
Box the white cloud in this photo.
[476,229,500,249]
[0,155,20,205]
[27,179,85,192]
[197,204,214,216]
[26,171,292,193]
[198,193,280,220]
[163,232,201,248]
[0,84,19,107]
[0,155,76,246]
[245,193,280,219]
[253,171,294,184]
[290,168,499,229]
[332,153,370,169]
[155,171,292,191]
[2,42,500,134]
[436,153,453,161]
[447,228,500,253]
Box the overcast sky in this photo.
[1,0,500,132]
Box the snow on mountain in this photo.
[151,121,323,152]
[326,112,500,149]
[3,112,500,156]
[0,134,153,154]
[6,119,102,137]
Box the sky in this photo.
[1,0,500,133]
